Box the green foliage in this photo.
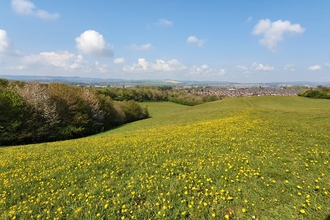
[0,88,25,145]
[298,87,330,99]
[0,81,149,146]
[0,78,9,88]
[97,94,121,129]
[97,86,219,105]
[120,100,149,123]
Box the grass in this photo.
[0,96,329,219]
[139,102,190,118]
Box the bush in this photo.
[0,81,149,146]
[0,88,25,145]
[97,87,219,105]
[121,100,149,123]
[298,87,330,99]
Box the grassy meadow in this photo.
[0,96,329,219]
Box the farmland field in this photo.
[0,96,329,219]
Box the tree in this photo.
[17,82,59,126]
[0,88,25,145]
[81,88,105,133]
[0,78,9,88]
[16,82,59,143]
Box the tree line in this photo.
[0,79,149,146]
[97,86,220,106]
[298,87,330,99]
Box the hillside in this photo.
[0,97,329,219]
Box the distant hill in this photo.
[1,75,330,87]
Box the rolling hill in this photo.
[0,96,329,219]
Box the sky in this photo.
[0,0,329,83]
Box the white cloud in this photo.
[251,62,275,71]
[95,61,109,73]
[0,29,20,56]
[75,30,113,57]
[35,9,60,20]
[0,30,11,55]
[218,68,226,76]
[187,36,206,47]
[23,51,86,70]
[113,58,126,64]
[189,65,225,76]
[237,65,248,71]
[308,65,321,71]
[252,19,305,50]
[284,64,295,71]
[157,19,173,26]
[189,64,211,75]
[128,43,153,50]
[22,51,109,74]
[11,0,60,20]
[326,63,330,68]
[237,65,249,74]
[123,58,186,73]
[11,0,34,14]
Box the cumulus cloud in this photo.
[237,63,275,73]
[95,61,109,73]
[23,51,86,70]
[308,65,321,71]
[218,68,226,76]
[123,58,186,73]
[0,30,11,55]
[237,65,249,74]
[157,19,173,26]
[237,65,248,71]
[284,64,295,71]
[113,58,126,64]
[128,43,153,50]
[252,19,305,50]
[75,30,113,57]
[22,51,109,74]
[35,10,60,20]
[189,65,225,76]
[187,36,206,47]
[189,64,212,75]
[11,0,60,19]
[251,62,275,71]
[0,29,20,56]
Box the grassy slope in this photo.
[0,97,329,219]
[103,99,249,135]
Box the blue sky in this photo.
[0,0,329,82]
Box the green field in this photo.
[0,97,329,219]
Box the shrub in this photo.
[0,81,149,146]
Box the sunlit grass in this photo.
[139,102,190,118]
[0,96,329,219]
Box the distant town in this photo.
[1,74,328,98]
